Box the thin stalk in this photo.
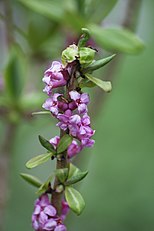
[51,63,78,215]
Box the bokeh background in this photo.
[0,0,154,231]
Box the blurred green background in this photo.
[0,0,154,231]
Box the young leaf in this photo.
[86,74,112,92]
[26,153,53,169]
[88,24,145,54]
[38,135,55,153]
[57,134,73,154]
[82,54,116,74]
[68,163,80,179]
[79,47,96,67]
[20,173,42,188]
[65,186,85,215]
[65,171,88,186]
[55,168,69,183]
[36,174,54,195]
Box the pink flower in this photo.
[61,200,70,221]
[43,61,67,95]
[69,90,89,114]
[42,93,61,116]
[57,110,72,131]
[67,140,82,158]
[32,194,67,231]
[49,136,60,149]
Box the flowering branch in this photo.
[21,28,116,231]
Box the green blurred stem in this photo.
[0,123,17,231]
[3,0,14,47]
[0,12,27,39]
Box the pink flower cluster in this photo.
[42,61,95,158]
[32,194,69,231]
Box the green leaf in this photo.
[86,74,112,92]
[57,134,73,154]
[38,135,55,153]
[79,78,96,88]
[32,111,51,116]
[4,47,26,102]
[65,171,88,186]
[79,47,96,67]
[68,163,80,179]
[18,0,64,22]
[88,24,145,54]
[20,173,42,188]
[65,186,85,215]
[26,153,53,169]
[62,44,78,66]
[55,168,69,183]
[82,54,116,74]
[36,174,53,195]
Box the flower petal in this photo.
[54,224,67,231]
[43,219,57,230]
[44,205,57,216]
[69,90,80,101]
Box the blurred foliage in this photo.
[0,0,153,231]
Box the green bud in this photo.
[62,44,78,66]
[79,47,96,67]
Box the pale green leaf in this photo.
[68,163,80,179]
[65,186,85,215]
[86,74,112,92]
[20,173,42,188]
[65,171,88,186]
[55,168,69,183]
[88,24,145,54]
[82,54,116,73]
[26,153,53,169]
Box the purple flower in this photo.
[42,93,61,116]
[69,90,89,114]
[32,194,67,231]
[49,136,60,149]
[67,140,82,158]
[49,135,82,159]
[43,61,67,95]
[61,200,70,221]
[57,110,72,131]
[77,114,95,142]
[54,225,67,231]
